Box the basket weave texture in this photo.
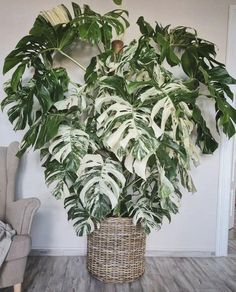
[87,217,146,283]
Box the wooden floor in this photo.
[2,255,236,292]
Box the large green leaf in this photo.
[192,106,218,154]
[35,114,65,149]
[215,97,236,138]
[181,48,198,77]
[11,63,26,92]
[137,16,154,37]
[208,66,236,84]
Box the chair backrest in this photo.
[0,142,19,220]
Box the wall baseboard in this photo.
[31,248,87,256]
[30,248,215,257]
[145,250,215,257]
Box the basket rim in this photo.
[103,216,133,222]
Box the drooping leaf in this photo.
[208,66,236,84]
[181,48,198,77]
[137,16,154,37]
[44,159,72,199]
[35,114,65,149]
[64,196,95,236]
[10,63,26,91]
[192,106,218,154]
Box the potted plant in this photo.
[1,1,236,283]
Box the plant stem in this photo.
[58,50,86,71]
[124,177,143,190]
[40,47,86,71]
[96,43,103,54]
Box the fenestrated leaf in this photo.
[30,15,57,45]
[215,83,234,101]
[208,66,236,84]
[137,16,154,37]
[72,2,82,17]
[76,154,126,210]
[55,24,78,50]
[17,122,40,157]
[79,21,101,44]
[128,197,162,234]
[3,53,25,75]
[215,97,236,138]
[192,106,218,154]
[181,48,198,77]
[99,76,127,98]
[96,94,159,162]
[35,114,65,149]
[64,196,95,236]
[48,124,97,169]
[2,80,36,130]
[11,63,26,92]
[166,46,180,67]
[44,159,72,199]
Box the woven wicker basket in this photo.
[87,217,146,283]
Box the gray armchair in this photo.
[0,142,40,292]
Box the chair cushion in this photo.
[6,235,31,261]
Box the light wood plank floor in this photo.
[2,256,236,292]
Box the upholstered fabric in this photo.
[0,147,7,220]
[0,142,40,288]
[6,142,20,203]
[0,257,27,288]
[6,198,40,235]
[6,235,31,261]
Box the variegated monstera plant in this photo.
[2,2,236,235]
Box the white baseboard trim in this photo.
[30,248,215,257]
[145,250,214,257]
[31,247,87,256]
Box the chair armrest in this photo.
[6,198,40,235]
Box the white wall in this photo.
[1,0,236,255]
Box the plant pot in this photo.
[87,217,146,283]
[112,40,124,54]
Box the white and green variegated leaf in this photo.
[48,124,97,169]
[158,165,175,207]
[179,165,197,193]
[76,154,126,210]
[94,42,139,77]
[74,216,95,236]
[43,159,72,199]
[151,94,200,167]
[178,117,200,166]
[64,195,95,236]
[54,85,89,112]
[128,197,162,234]
[95,94,160,174]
